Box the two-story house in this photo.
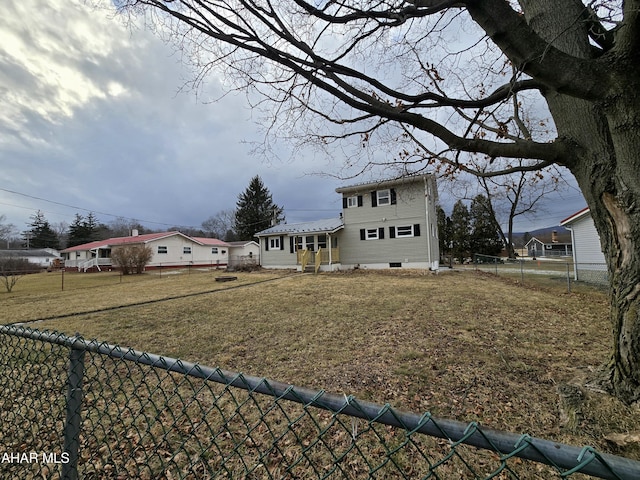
[255,174,440,271]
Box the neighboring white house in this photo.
[0,248,61,269]
[256,174,440,271]
[560,207,607,284]
[227,241,260,269]
[61,231,229,272]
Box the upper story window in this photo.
[157,246,168,254]
[183,246,192,254]
[371,188,396,207]
[343,195,363,208]
[377,189,391,206]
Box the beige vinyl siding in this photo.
[260,236,297,267]
[339,181,432,266]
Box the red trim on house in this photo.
[560,207,590,226]
[68,262,229,273]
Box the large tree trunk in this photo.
[522,0,640,403]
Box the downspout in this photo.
[566,225,578,281]
[328,233,332,270]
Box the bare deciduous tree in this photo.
[0,258,34,293]
[112,1,640,403]
[202,209,236,240]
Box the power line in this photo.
[0,187,200,229]
[0,187,334,232]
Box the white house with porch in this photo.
[61,231,229,272]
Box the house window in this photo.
[183,246,192,254]
[305,235,315,251]
[360,228,385,240]
[317,235,327,250]
[212,247,218,254]
[371,188,395,207]
[157,246,168,254]
[343,195,362,208]
[377,189,391,206]
[270,237,281,250]
[390,224,421,238]
[396,225,415,237]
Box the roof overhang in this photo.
[335,174,432,194]
[560,207,590,226]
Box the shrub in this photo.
[111,245,153,275]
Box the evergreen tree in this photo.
[234,176,284,240]
[24,211,60,249]
[450,200,470,263]
[469,195,503,257]
[67,212,102,247]
[436,205,451,258]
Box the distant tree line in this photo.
[437,195,504,263]
[1,175,283,250]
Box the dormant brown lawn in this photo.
[2,268,639,459]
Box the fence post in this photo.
[62,338,85,480]
[566,263,572,294]
[520,259,524,285]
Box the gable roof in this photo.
[191,237,231,247]
[256,217,344,236]
[524,231,572,247]
[560,207,590,226]
[227,241,259,247]
[61,232,229,253]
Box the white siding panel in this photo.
[572,216,605,265]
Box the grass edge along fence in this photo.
[2,326,640,479]
[472,254,608,292]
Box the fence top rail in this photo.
[2,324,639,480]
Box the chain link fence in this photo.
[472,255,608,292]
[2,325,639,479]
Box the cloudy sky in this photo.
[1,0,586,239]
